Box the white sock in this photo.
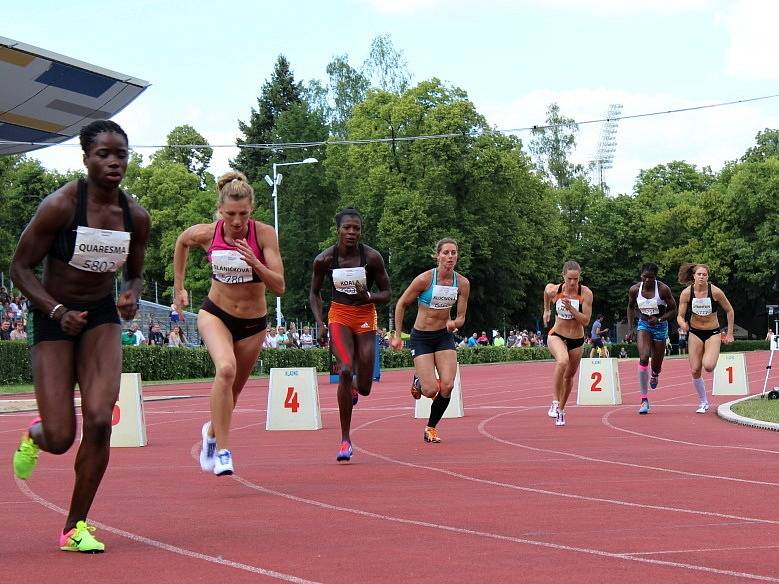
[693,377,707,403]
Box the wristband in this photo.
[49,303,65,319]
[367,291,372,301]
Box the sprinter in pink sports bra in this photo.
[174,171,284,477]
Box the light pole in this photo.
[264,157,318,328]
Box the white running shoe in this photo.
[214,449,234,476]
[548,400,560,418]
[555,410,566,426]
[199,422,217,472]
[695,402,710,414]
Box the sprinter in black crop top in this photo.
[10,120,149,553]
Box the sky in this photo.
[4,0,779,195]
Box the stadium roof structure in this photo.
[0,36,148,156]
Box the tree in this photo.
[152,125,214,186]
[633,161,715,195]
[326,78,563,331]
[362,34,411,94]
[529,103,583,188]
[326,55,370,138]
[741,128,779,163]
[232,55,303,184]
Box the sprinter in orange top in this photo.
[310,208,390,462]
[542,260,593,427]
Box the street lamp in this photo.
[264,157,318,327]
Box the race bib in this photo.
[637,297,660,316]
[555,298,579,320]
[691,297,712,317]
[332,267,366,295]
[211,250,253,284]
[429,284,458,310]
[69,226,130,273]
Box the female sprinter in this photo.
[309,208,390,462]
[676,263,734,413]
[174,171,284,475]
[542,260,593,426]
[626,263,677,414]
[390,238,470,443]
[11,120,150,553]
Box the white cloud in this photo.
[478,87,779,194]
[721,0,779,80]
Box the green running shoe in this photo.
[59,521,105,553]
[13,419,41,480]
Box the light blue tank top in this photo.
[418,269,459,310]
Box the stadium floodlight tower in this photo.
[592,103,622,192]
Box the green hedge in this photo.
[1,339,772,384]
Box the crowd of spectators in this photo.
[0,286,29,342]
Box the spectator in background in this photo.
[121,328,135,346]
[130,323,146,346]
[286,322,301,348]
[276,325,289,349]
[493,332,505,347]
[0,286,9,304]
[477,331,489,346]
[300,325,314,349]
[619,346,628,358]
[169,303,180,325]
[467,332,478,347]
[263,326,279,349]
[148,323,166,346]
[168,325,186,347]
[0,320,11,340]
[10,321,26,341]
[677,328,688,355]
[506,330,518,348]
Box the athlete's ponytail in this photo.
[217,171,254,207]
[561,260,581,277]
[678,263,709,285]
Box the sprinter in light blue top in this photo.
[417,268,459,309]
[391,238,470,444]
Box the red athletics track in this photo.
[1,352,778,583]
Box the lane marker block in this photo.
[713,352,750,396]
[110,373,148,447]
[267,367,322,430]
[577,358,622,405]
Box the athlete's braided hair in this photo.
[335,207,362,228]
[79,120,128,153]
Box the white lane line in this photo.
[14,478,321,584]
[479,410,779,487]
[600,409,779,453]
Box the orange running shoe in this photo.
[423,426,441,443]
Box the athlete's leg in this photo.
[636,330,653,399]
[547,335,570,405]
[701,334,722,374]
[231,331,265,405]
[687,331,708,406]
[425,349,457,435]
[414,353,439,399]
[198,310,237,450]
[28,341,78,454]
[353,331,376,397]
[330,323,356,442]
[560,346,583,409]
[67,323,122,532]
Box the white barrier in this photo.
[576,358,622,405]
[110,373,148,447]
[414,365,464,419]
[713,352,750,395]
[266,367,322,430]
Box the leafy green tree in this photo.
[326,55,370,138]
[232,55,303,184]
[362,34,411,94]
[529,103,583,188]
[152,124,214,186]
[633,161,715,195]
[741,128,779,163]
[326,79,563,331]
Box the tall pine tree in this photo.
[231,55,303,184]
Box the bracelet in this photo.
[367,291,372,301]
[49,303,65,319]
